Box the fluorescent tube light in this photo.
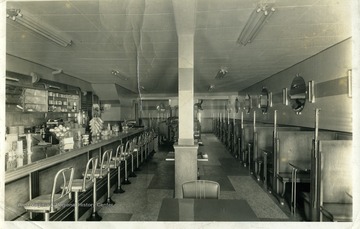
[7,9,72,47]
[237,4,275,46]
[6,76,19,82]
[16,105,24,110]
[111,69,128,80]
[48,85,61,90]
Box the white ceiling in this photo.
[6,0,352,95]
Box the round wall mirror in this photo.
[244,94,251,114]
[289,75,306,114]
[260,87,269,114]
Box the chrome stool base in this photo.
[103,197,115,205]
[129,172,137,177]
[87,211,102,221]
[122,179,131,185]
[114,186,125,193]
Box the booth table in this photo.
[157,198,258,221]
[165,151,208,162]
[289,161,311,215]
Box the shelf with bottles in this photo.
[48,91,80,113]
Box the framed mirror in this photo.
[243,94,252,114]
[259,87,269,114]
[289,75,306,114]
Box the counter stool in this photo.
[112,143,125,193]
[23,167,75,221]
[257,159,263,181]
[128,139,137,178]
[133,136,141,172]
[101,149,115,205]
[85,149,111,221]
[140,132,147,164]
[152,129,158,158]
[141,132,147,162]
[69,157,98,221]
[141,134,146,165]
[147,131,153,159]
[146,131,154,160]
[149,129,157,159]
[121,140,132,185]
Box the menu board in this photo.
[23,88,48,112]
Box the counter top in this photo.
[5,128,143,183]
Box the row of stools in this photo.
[23,130,157,221]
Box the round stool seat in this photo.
[23,194,70,213]
[108,160,118,169]
[113,153,129,161]
[23,167,74,221]
[71,179,94,192]
[83,169,108,179]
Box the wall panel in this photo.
[239,39,352,133]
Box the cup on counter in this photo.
[82,134,89,145]
[82,134,89,139]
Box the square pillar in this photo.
[174,34,197,198]
[174,144,198,198]
[178,34,194,145]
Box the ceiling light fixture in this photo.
[16,105,24,110]
[237,4,275,46]
[111,70,120,76]
[215,67,228,79]
[208,85,215,91]
[6,9,72,47]
[52,68,63,75]
[48,85,61,90]
[111,70,128,81]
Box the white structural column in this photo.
[178,34,194,145]
[172,0,198,198]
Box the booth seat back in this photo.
[276,131,336,173]
[182,180,220,199]
[320,140,352,204]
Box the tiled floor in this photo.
[80,134,304,222]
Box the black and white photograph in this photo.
[1,0,359,228]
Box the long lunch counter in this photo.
[5,128,145,221]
